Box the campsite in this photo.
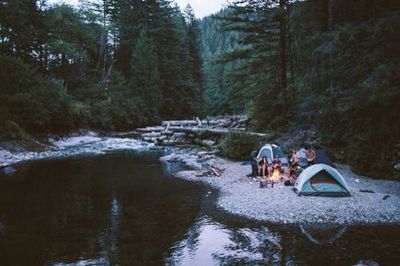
[162,144,399,225]
[1,0,399,265]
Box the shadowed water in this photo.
[0,151,399,265]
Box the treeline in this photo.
[201,0,400,177]
[200,9,243,114]
[0,0,203,138]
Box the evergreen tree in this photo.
[199,8,243,114]
[131,29,162,119]
[218,0,291,128]
[0,0,46,65]
[184,4,203,87]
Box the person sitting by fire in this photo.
[305,145,316,166]
[272,154,282,170]
[247,147,259,177]
[270,154,282,180]
[289,149,300,177]
[258,156,269,178]
[285,166,302,186]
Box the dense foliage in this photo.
[219,132,272,160]
[0,0,204,138]
[201,0,400,177]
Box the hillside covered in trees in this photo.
[0,0,399,178]
[200,0,400,178]
[0,0,204,138]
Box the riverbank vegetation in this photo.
[0,0,399,178]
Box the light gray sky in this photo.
[175,0,227,18]
[48,0,227,18]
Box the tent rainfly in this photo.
[294,164,351,196]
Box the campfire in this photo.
[270,168,282,181]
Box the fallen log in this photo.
[136,126,165,133]
[211,168,220,176]
[168,126,268,137]
[200,139,216,147]
[110,131,141,138]
[201,119,230,125]
[197,151,217,156]
[161,120,198,127]
[157,135,167,141]
[165,122,171,132]
[171,133,187,138]
[142,132,162,138]
[210,165,224,176]
[196,117,202,127]
[143,137,158,142]
[161,131,174,136]
[159,140,176,146]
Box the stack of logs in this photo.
[196,165,224,177]
[126,115,267,146]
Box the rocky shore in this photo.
[161,149,400,225]
[0,132,154,169]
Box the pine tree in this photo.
[0,0,46,65]
[184,4,203,87]
[213,0,295,128]
[131,29,162,119]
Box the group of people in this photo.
[289,145,316,175]
[248,145,317,185]
[248,149,283,179]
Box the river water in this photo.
[0,137,399,265]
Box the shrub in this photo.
[0,55,77,136]
[218,132,271,160]
[0,120,31,140]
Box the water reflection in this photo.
[0,214,5,236]
[0,151,398,266]
[110,194,120,253]
[300,224,347,245]
[168,215,284,265]
[167,215,399,266]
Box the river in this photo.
[0,136,399,265]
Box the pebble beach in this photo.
[161,151,400,225]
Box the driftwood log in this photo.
[196,165,224,177]
[128,115,267,146]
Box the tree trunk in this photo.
[61,52,68,90]
[279,0,288,120]
[287,2,295,83]
[279,0,287,91]
[328,0,334,31]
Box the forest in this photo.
[1,0,399,178]
[201,0,400,178]
[0,0,204,137]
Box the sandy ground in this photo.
[161,151,400,225]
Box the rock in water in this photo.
[2,166,16,175]
[353,259,379,266]
[383,195,390,200]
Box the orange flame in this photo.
[270,168,281,181]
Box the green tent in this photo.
[294,164,351,196]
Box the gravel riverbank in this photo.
[0,133,154,168]
[161,150,400,225]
